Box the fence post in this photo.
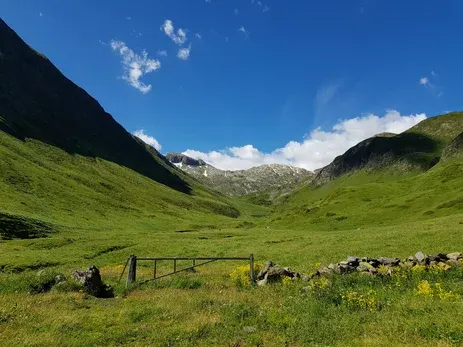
[249,254,255,285]
[126,254,137,288]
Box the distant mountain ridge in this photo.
[166,153,313,196]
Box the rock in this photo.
[328,263,341,274]
[357,262,375,273]
[378,257,400,266]
[257,274,268,287]
[415,251,427,264]
[72,266,113,298]
[447,252,462,261]
[368,259,381,268]
[317,267,333,276]
[438,253,449,261]
[301,274,312,282]
[257,261,274,280]
[339,264,356,274]
[347,256,359,265]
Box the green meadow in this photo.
[1,129,463,346]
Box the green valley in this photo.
[1,17,463,347]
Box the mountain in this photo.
[0,18,254,241]
[0,18,189,194]
[311,112,463,186]
[166,153,313,196]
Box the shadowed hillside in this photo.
[0,19,190,194]
[311,113,463,186]
[442,131,463,160]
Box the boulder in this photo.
[346,256,359,266]
[415,251,428,264]
[357,262,377,274]
[72,266,113,298]
[447,252,462,261]
[317,267,333,276]
[378,257,400,266]
[328,263,341,274]
[257,261,274,280]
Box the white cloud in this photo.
[195,33,202,39]
[157,50,168,56]
[177,45,191,60]
[126,16,132,20]
[39,12,43,17]
[431,70,437,76]
[161,20,187,45]
[238,26,249,36]
[133,129,162,151]
[419,77,430,86]
[110,40,161,94]
[183,110,427,171]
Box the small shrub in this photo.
[229,264,262,288]
[28,270,65,294]
[341,290,379,311]
[415,280,460,300]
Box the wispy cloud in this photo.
[195,33,202,39]
[39,12,43,17]
[157,50,168,57]
[234,8,239,15]
[177,45,192,60]
[126,16,132,20]
[183,110,426,171]
[238,26,249,37]
[110,40,161,94]
[419,77,430,86]
[315,81,343,119]
[133,129,162,150]
[161,20,187,45]
[418,72,444,97]
[250,0,270,12]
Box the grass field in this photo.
[1,130,463,346]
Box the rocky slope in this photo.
[311,112,463,186]
[166,153,313,196]
[0,19,190,193]
[442,131,463,160]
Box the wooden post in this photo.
[173,259,177,272]
[154,260,157,279]
[249,254,255,285]
[126,254,137,288]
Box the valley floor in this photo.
[1,214,463,346]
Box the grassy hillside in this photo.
[311,112,463,186]
[0,18,190,193]
[271,158,463,230]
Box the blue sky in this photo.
[1,0,462,170]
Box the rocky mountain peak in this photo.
[165,153,206,167]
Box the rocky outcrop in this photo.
[166,153,206,167]
[72,266,113,298]
[166,153,313,197]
